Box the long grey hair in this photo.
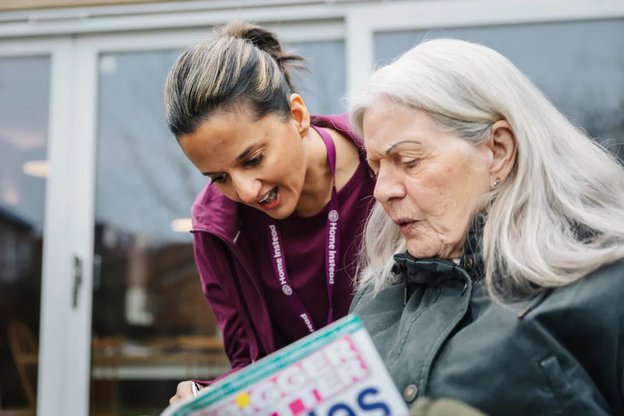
[349,38,624,299]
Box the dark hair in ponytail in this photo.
[164,21,308,137]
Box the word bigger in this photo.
[212,337,371,416]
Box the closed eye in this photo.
[209,173,228,184]
[401,157,420,168]
[244,153,264,168]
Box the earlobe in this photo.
[488,120,517,183]
[289,93,310,139]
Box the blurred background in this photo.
[0,0,622,415]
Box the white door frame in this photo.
[0,36,92,416]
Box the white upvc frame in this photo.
[346,0,624,95]
[0,36,94,416]
[0,2,349,37]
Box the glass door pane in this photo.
[91,49,227,415]
[0,56,50,413]
[90,39,348,414]
[287,40,347,115]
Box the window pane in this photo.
[374,19,624,159]
[91,40,348,413]
[0,55,49,412]
[288,40,347,115]
[92,50,226,415]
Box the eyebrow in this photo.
[201,144,258,177]
[385,140,422,155]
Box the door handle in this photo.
[72,255,83,308]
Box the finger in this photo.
[178,380,191,393]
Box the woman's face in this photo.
[363,97,492,259]
[178,107,308,220]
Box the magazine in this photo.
[161,314,408,416]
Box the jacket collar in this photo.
[460,213,485,281]
[392,214,486,285]
[191,186,240,241]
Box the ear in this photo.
[289,93,310,139]
[486,120,517,185]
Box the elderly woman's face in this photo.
[363,97,492,259]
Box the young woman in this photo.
[165,22,375,403]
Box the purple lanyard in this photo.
[266,126,340,333]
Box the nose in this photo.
[373,162,405,203]
[231,173,262,204]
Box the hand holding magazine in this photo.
[162,315,408,416]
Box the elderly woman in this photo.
[349,39,624,415]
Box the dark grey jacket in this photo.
[351,222,624,415]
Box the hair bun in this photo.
[218,21,307,88]
[223,21,282,57]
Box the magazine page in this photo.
[162,315,408,416]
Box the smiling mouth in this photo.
[258,187,278,205]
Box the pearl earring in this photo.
[492,177,501,189]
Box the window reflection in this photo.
[93,49,223,414]
[0,55,49,412]
[287,40,346,115]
